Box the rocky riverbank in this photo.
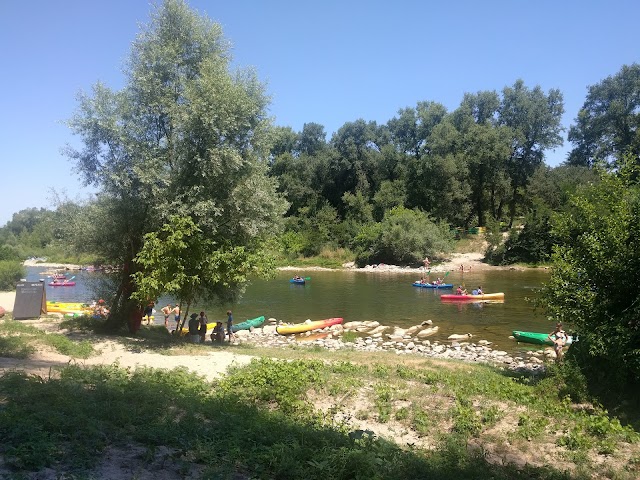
[229,318,554,375]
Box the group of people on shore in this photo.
[187,309,235,344]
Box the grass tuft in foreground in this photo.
[0,318,95,359]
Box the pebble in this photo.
[230,319,549,375]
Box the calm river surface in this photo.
[31,266,551,354]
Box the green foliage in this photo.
[539,160,640,399]
[0,333,637,478]
[133,215,275,309]
[0,319,95,358]
[353,207,454,266]
[451,398,482,437]
[0,260,24,290]
[486,204,556,265]
[568,63,640,167]
[63,0,287,326]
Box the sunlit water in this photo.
[29,266,552,355]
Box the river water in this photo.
[29,266,551,355]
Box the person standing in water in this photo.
[172,304,180,328]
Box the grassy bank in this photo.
[1,318,639,479]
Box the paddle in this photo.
[305,277,311,281]
[63,276,76,284]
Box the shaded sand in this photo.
[0,313,253,381]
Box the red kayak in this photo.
[48,282,76,287]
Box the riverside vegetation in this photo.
[0,316,639,479]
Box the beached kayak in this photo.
[177,321,218,336]
[440,292,505,301]
[512,330,574,346]
[232,315,265,332]
[48,282,76,287]
[412,282,453,289]
[276,317,343,335]
[47,302,91,314]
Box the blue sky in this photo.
[1,0,638,226]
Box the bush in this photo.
[353,207,454,267]
[0,260,24,290]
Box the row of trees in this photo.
[267,82,564,261]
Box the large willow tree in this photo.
[65,0,286,330]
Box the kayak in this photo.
[232,315,265,332]
[47,302,91,314]
[276,317,343,335]
[512,330,574,346]
[290,278,306,285]
[440,292,505,301]
[48,282,76,287]
[178,321,219,336]
[412,282,453,289]
[47,301,90,310]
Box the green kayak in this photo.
[231,315,265,333]
[512,330,574,346]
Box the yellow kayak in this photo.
[177,321,221,336]
[276,317,343,335]
[47,301,92,314]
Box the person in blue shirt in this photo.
[226,310,235,342]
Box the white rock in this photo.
[448,333,472,340]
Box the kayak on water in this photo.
[290,278,305,285]
[440,292,505,301]
[512,330,575,346]
[412,282,453,289]
[48,281,76,287]
[276,317,343,335]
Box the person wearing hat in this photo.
[188,313,200,343]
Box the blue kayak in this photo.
[412,282,453,289]
[290,278,306,285]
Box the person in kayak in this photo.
[456,285,467,295]
[548,323,567,362]
[476,286,483,295]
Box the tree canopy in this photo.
[568,63,640,168]
[64,0,286,330]
[539,158,640,395]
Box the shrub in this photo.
[0,260,24,290]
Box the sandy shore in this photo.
[0,333,253,382]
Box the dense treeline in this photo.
[268,81,566,265]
